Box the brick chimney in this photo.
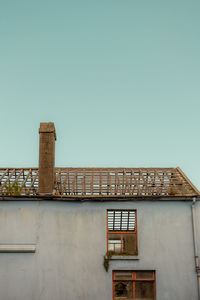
[38,122,56,195]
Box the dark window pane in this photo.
[135,281,154,300]
[114,281,133,300]
[123,233,137,255]
[136,272,154,279]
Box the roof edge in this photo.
[0,195,199,202]
[176,167,200,195]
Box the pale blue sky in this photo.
[0,0,200,189]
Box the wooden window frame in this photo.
[113,270,156,300]
[107,209,137,255]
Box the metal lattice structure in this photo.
[0,167,199,197]
[108,210,136,231]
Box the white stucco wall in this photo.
[0,200,198,300]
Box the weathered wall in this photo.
[0,200,198,300]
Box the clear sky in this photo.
[0,0,200,189]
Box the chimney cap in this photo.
[39,122,57,140]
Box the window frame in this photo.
[112,270,156,300]
[107,209,138,255]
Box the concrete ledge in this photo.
[0,244,36,253]
[110,256,139,260]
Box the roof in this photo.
[0,167,199,198]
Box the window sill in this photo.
[0,244,36,253]
[110,255,139,260]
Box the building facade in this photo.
[0,123,199,300]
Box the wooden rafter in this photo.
[0,167,199,197]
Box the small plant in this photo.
[103,251,114,272]
[168,187,176,196]
[103,248,138,272]
[4,183,22,196]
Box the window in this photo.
[113,271,156,300]
[107,210,137,255]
